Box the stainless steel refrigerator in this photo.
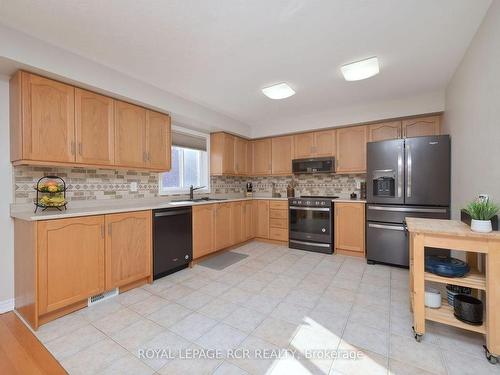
[366,135,450,267]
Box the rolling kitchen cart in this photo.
[407,217,500,364]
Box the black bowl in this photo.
[453,294,483,325]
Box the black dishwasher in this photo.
[153,207,193,280]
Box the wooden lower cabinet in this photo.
[105,211,152,289]
[243,200,254,240]
[269,200,288,241]
[254,200,270,239]
[334,202,365,257]
[193,204,216,259]
[230,201,244,245]
[37,216,105,315]
[215,203,232,250]
[15,211,153,329]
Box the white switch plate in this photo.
[130,182,138,192]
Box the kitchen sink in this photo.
[169,197,227,205]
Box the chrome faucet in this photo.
[189,185,205,200]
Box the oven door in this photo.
[289,206,332,243]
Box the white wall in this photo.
[443,0,500,218]
[251,91,445,138]
[0,75,14,312]
[0,24,251,137]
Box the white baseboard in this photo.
[0,298,14,314]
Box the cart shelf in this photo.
[426,303,486,334]
[424,271,486,290]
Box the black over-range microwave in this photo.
[292,157,335,174]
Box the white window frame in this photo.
[159,125,210,196]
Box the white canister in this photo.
[425,287,442,309]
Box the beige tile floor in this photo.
[32,241,499,375]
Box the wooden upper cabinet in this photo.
[193,204,215,259]
[272,135,293,175]
[215,203,232,250]
[335,202,365,256]
[293,132,315,159]
[251,139,272,175]
[13,72,75,163]
[368,121,402,142]
[37,216,105,314]
[147,110,171,171]
[114,101,147,168]
[75,88,114,165]
[336,126,367,173]
[234,137,248,175]
[402,116,441,138]
[105,211,151,289]
[210,133,235,175]
[314,129,336,157]
[293,130,335,159]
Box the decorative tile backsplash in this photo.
[13,166,366,204]
[14,166,159,204]
[211,174,366,197]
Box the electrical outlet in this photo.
[130,182,138,192]
[478,194,489,202]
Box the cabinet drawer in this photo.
[270,209,288,219]
[269,201,288,210]
[270,218,288,229]
[269,227,288,242]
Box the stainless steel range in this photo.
[288,196,338,254]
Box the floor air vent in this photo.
[88,288,119,306]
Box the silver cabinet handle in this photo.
[289,206,330,212]
[406,144,412,198]
[368,223,404,231]
[78,142,82,156]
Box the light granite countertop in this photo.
[11,195,365,221]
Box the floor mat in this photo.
[198,251,248,270]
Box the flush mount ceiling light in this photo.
[341,57,380,81]
[261,82,296,99]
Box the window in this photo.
[159,127,209,195]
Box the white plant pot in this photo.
[471,219,492,233]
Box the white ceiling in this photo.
[0,0,491,137]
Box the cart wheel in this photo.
[484,346,498,364]
[412,326,423,342]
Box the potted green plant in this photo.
[464,199,499,233]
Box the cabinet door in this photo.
[293,132,315,159]
[368,121,402,142]
[402,116,441,138]
[254,200,270,239]
[335,203,365,256]
[251,139,272,175]
[193,205,215,259]
[210,133,235,175]
[234,137,248,175]
[75,88,114,165]
[243,201,254,240]
[22,72,75,163]
[336,126,367,173]
[272,136,293,175]
[223,134,235,174]
[230,201,244,245]
[37,216,105,314]
[215,203,232,250]
[147,110,171,171]
[114,100,147,168]
[314,129,336,157]
[105,211,152,290]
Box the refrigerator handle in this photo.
[406,144,412,198]
[397,145,403,198]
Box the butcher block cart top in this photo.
[406,217,500,364]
